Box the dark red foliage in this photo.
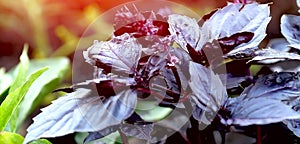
[187,32,254,67]
[134,55,181,106]
[114,11,170,38]
[95,59,112,74]
[218,32,254,53]
[96,80,127,99]
[114,19,170,38]
[198,9,218,26]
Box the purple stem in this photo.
[257,125,262,144]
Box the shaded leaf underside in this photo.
[24,88,137,144]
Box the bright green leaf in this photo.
[77,132,123,144]
[16,57,70,131]
[135,101,173,122]
[29,139,52,144]
[97,131,121,144]
[4,45,30,132]
[250,65,262,76]
[0,131,24,144]
[0,67,48,131]
[9,44,29,93]
[75,132,88,144]
[0,45,29,104]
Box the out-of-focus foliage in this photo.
[0,0,222,70]
[0,67,48,134]
[0,48,47,131]
[0,132,24,144]
[0,42,69,144]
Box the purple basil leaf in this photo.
[225,98,300,126]
[220,74,252,89]
[84,126,119,144]
[158,64,182,107]
[266,38,291,52]
[168,3,270,63]
[24,88,137,143]
[137,54,166,83]
[298,0,300,13]
[189,62,227,127]
[84,119,153,143]
[201,40,228,67]
[120,123,153,140]
[224,72,300,126]
[83,33,142,74]
[281,14,300,50]
[288,43,300,50]
[172,48,191,88]
[113,5,170,38]
[229,72,300,104]
[201,2,270,55]
[248,48,300,65]
[113,5,145,31]
[186,39,226,67]
[168,14,201,51]
[225,47,258,59]
[136,51,186,108]
[286,99,300,137]
[135,54,167,99]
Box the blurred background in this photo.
[0,0,226,70]
[0,0,298,70]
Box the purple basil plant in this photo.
[24,1,300,144]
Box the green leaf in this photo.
[0,131,24,144]
[16,57,70,131]
[135,101,173,122]
[75,132,88,144]
[0,68,13,103]
[0,45,29,103]
[2,45,29,132]
[9,44,29,93]
[29,139,52,144]
[97,131,121,144]
[250,65,262,76]
[0,67,48,131]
